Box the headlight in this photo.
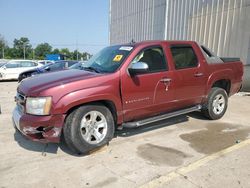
[26,97,52,115]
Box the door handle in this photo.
[194,72,204,77]
[160,78,172,83]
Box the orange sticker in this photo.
[113,55,123,62]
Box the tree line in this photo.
[0,35,91,60]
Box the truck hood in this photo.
[17,69,103,96]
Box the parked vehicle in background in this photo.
[13,41,243,154]
[0,62,7,67]
[36,60,54,65]
[69,61,87,70]
[18,60,79,82]
[0,60,42,80]
[0,59,9,67]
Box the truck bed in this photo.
[220,57,241,62]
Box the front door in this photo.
[121,46,176,122]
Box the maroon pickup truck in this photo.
[13,41,243,154]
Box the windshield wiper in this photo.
[82,66,100,73]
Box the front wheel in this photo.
[202,87,228,120]
[63,104,115,154]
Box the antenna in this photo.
[130,39,135,44]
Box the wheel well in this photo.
[65,100,117,124]
[211,79,231,95]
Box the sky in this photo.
[0,0,109,54]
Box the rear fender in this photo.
[205,69,233,98]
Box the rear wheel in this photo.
[63,104,115,154]
[202,87,228,120]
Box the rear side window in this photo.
[170,46,198,70]
[20,61,37,67]
[5,63,20,68]
[131,47,167,73]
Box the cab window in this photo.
[170,46,198,70]
[131,47,167,73]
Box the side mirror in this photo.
[128,62,149,76]
[44,67,50,71]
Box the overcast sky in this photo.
[0,0,109,54]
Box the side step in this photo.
[122,105,202,129]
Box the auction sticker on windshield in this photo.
[119,46,133,51]
[113,55,123,62]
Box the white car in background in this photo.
[0,59,9,67]
[0,60,43,80]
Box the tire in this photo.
[202,87,228,120]
[63,104,115,154]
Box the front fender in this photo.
[52,85,123,122]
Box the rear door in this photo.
[121,45,176,122]
[19,61,38,74]
[168,43,207,107]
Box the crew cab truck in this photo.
[12,41,243,154]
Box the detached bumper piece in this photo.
[21,126,62,142]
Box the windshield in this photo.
[40,63,53,70]
[0,63,6,67]
[82,45,133,73]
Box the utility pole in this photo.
[2,47,4,59]
[76,40,79,61]
[32,49,35,59]
[23,44,26,59]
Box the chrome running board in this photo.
[122,105,202,128]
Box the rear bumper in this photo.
[12,106,66,143]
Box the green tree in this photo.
[35,43,52,59]
[72,50,82,60]
[60,48,71,59]
[13,37,32,59]
[4,47,14,59]
[82,52,91,60]
[52,48,60,54]
[0,34,7,59]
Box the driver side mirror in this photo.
[44,66,50,71]
[128,62,149,76]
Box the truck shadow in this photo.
[13,112,205,156]
[14,130,59,154]
[14,130,81,156]
[187,111,208,120]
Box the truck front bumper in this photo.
[12,106,66,143]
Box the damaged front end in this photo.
[12,106,65,143]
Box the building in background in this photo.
[110,0,250,90]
